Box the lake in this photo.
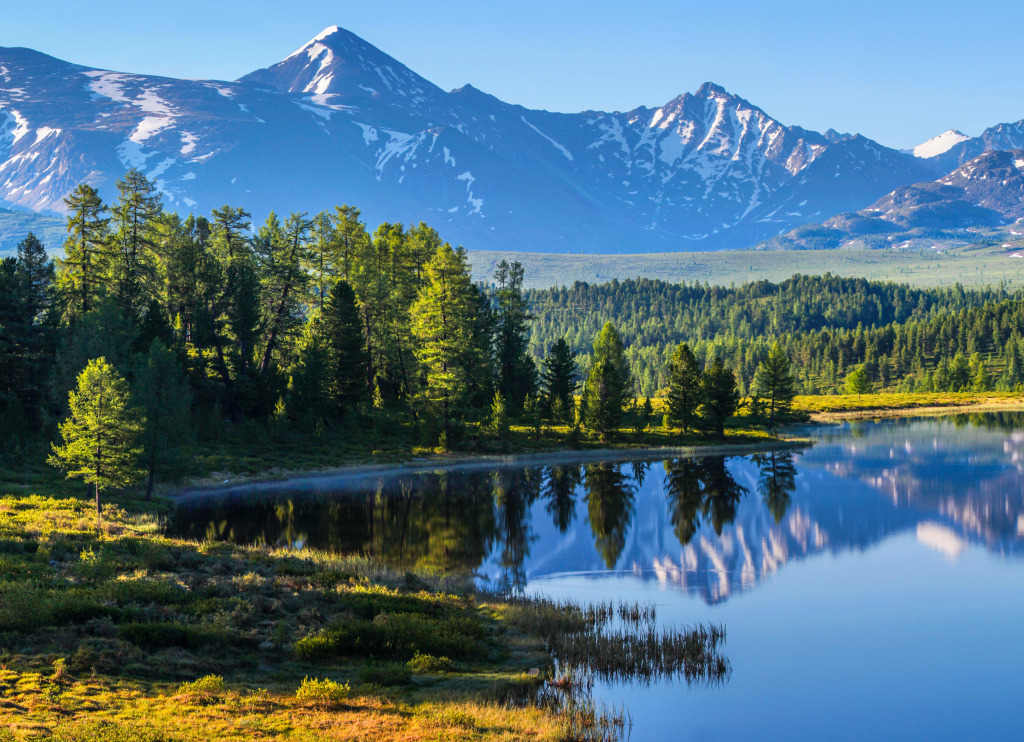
[172,414,1024,741]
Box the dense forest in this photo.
[528,276,1024,395]
[7,168,1024,502]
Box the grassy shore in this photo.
[1,420,748,742]
[177,419,792,492]
[792,392,1024,421]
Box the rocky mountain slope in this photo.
[762,148,1024,250]
[0,26,949,253]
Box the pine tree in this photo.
[288,315,332,426]
[666,342,701,432]
[700,356,740,438]
[257,211,311,375]
[540,338,578,422]
[58,184,110,320]
[48,357,144,514]
[320,280,368,416]
[752,342,797,429]
[581,323,631,440]
[134,340,191,500]
[410,243,473,443]
[110,168,163,320]
[211,205,252,263]
[494,260,536,415]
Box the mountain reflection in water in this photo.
[171,414,1024,603]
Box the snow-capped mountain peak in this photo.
[911,129,969,159]
[240,25,446,113]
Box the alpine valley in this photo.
[2,25,1024,254]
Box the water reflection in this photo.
[171,415,1024,604]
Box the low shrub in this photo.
[293,611,483,662]
[177,674,225,704]
[295,676,350,708]
[407,651,454,673]
[49,720,173,742]
[119,621,221,649]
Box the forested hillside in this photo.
[528,276,1024,395]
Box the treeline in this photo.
[527,276,1024,394]
[2,169,562,501]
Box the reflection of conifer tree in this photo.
[700,457,748,535]
[584,463,637,569]
[752,452,797,524]
[542,465,583,533]
[493,469,541,592]
[664,458,704,546]
[630,460,650,488]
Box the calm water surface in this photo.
[173,414,1024,741]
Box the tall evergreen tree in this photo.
[211,205,252,263]
[540,338,578,422]
[700,357,740,438]
[323,280,368,415]
[49,357,144,514]
[58,184,110,320]
[666,342,702,433]
[257,211,311,375]
[493,259,536,415]
[288,315,333,426]
[110,168,163,319]
[134,340,191,500]
[410,243,474,443]
[752,342,797,428]
[581,322,631,439]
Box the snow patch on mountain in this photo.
[911,129,969,158]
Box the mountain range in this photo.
[2,26,1024,253]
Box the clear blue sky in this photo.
[3,0,1023,150]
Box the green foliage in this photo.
[176,674,226,704]
[666,342,702,432]
[408,650,455,673]
[494,259,537,415]
[751,342,797,427]
[48,357,145,513]
[540,338,578,422]
[294,676,351,708]
[582,323,632,440]
[845,366,872,396]
[700,357,740,438]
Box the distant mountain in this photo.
[762,148,1024,250]
[922,120,1024,173]
[0,26,949,253]
[908,129,969,159]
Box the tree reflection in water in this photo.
[173,453,801,585]
[752,452,797,524]
[584,463,637,569]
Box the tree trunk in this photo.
[95,482,101,516]
[145,459,156,501]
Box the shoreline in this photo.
[807,400,1024,423]
[169,399,1024,499]
[172,436,809,500]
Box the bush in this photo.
[177,674,225,704]
[49,720,172,742]
[295,676,350,708]
[293,611,482,662]
[407,651,454,673]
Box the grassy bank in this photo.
[793,392,1024,420]
[0,473,570,741]
[0,445,731,741]
[180,418,788,491]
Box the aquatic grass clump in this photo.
[501,595,730,686]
